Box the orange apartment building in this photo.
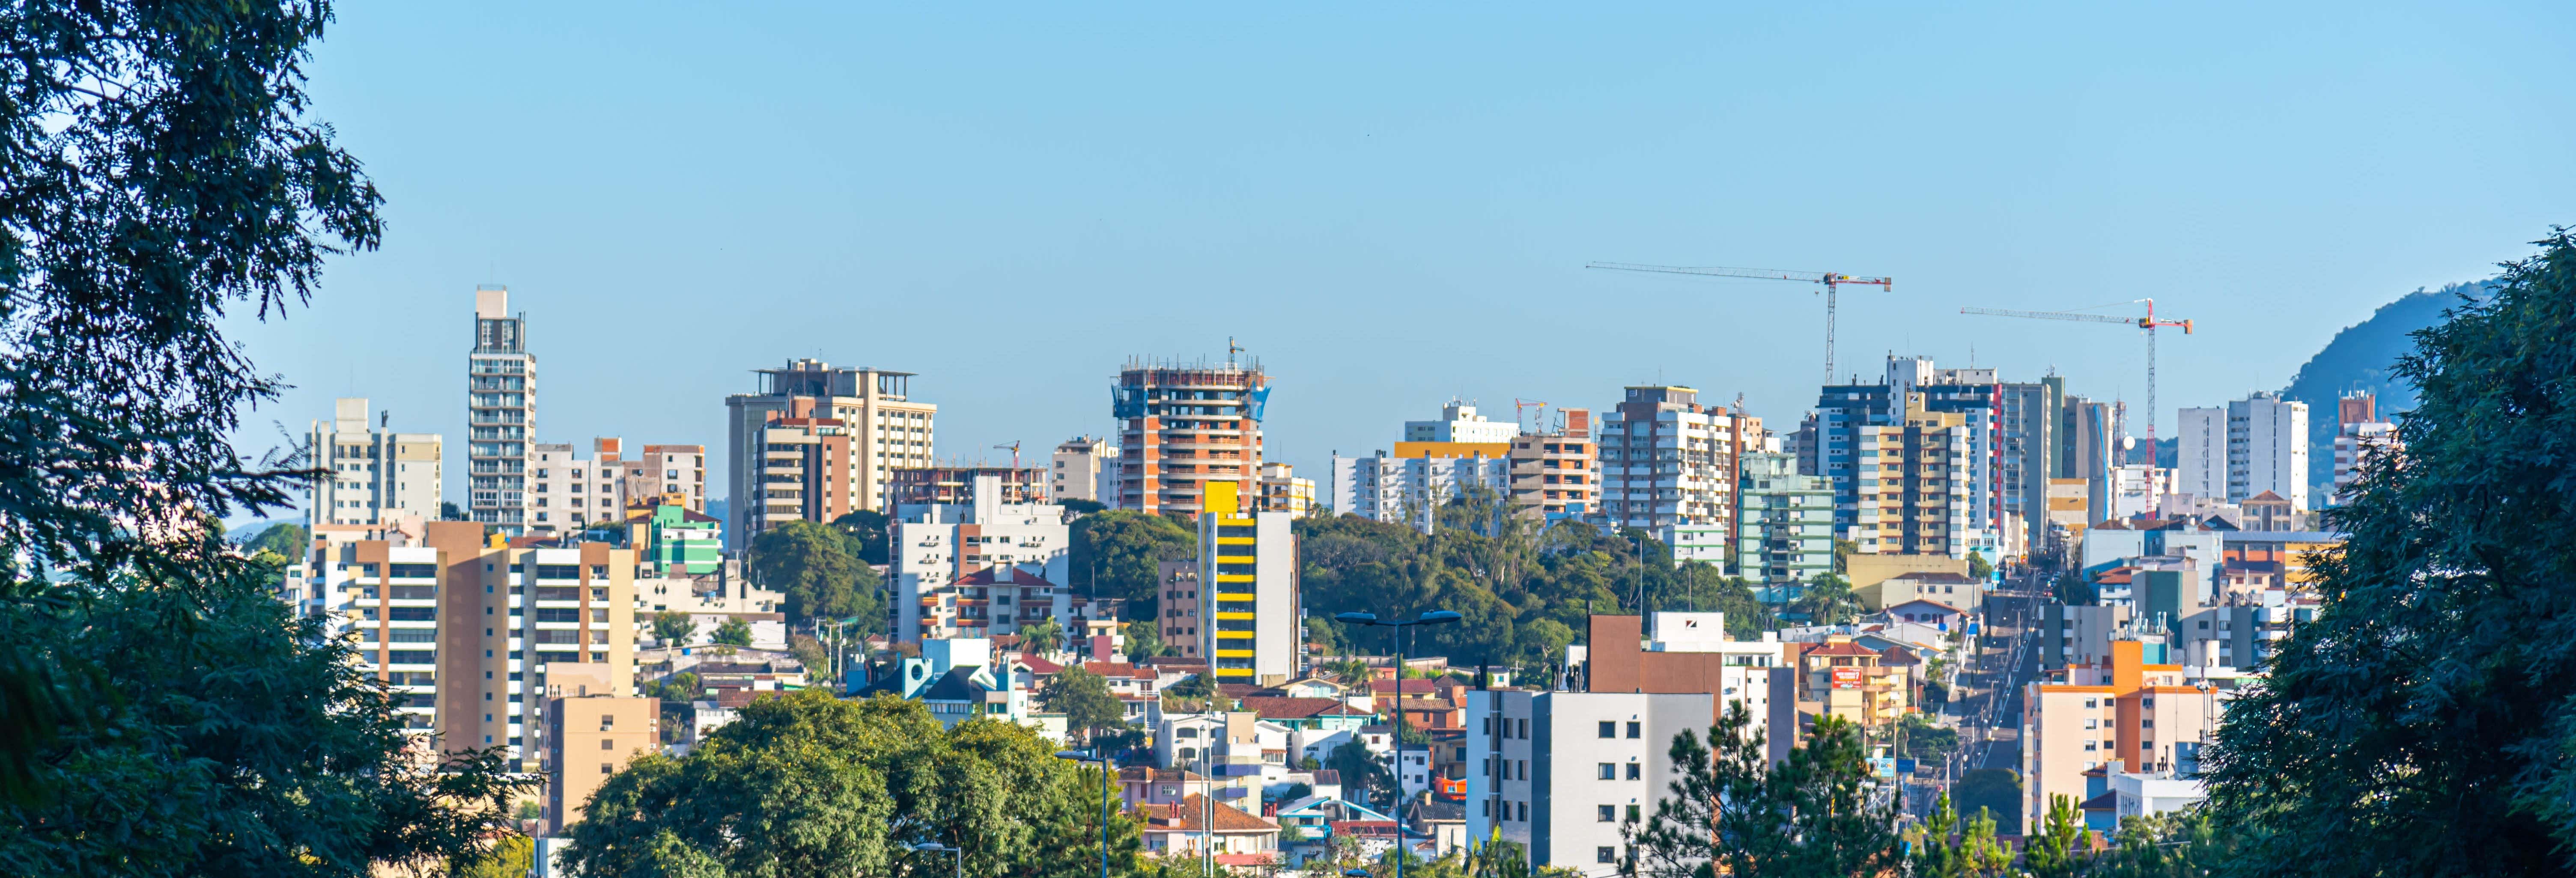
[1507,408,1598,519]
[2020,640,2224,833]
[1114,358,1268,517]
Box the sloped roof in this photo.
[1017,654,1066,675]
[1310,769,1342,786]
[1369,679,1442,695]
[952,564,1062,589]
[1238,696,1368,720]
[1886,598,1965,615]
[1138,794,1278,833]
[921,667,988,701]
[1806,641,1879,658]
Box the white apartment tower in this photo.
[2230,392,2311,510]
[307,397,442,528]
[1051,436,1120,505]
[1406,400,1521,443]
[2174,406,2225,503]
[1598,386,1744,531]
[1196,480,1299,685]
[467,286,534,534]
[526,439,710,534]
[889,475,1076,643]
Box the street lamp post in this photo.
[1057,750,1113,878]
[914,842,962,878]
[1334,609,1462,878]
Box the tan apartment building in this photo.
[1052,436,1119,505]
[1258,461,1316,517]
[1114,357,1267,517]
[1852,392,1978,558]
[888,464,1047,508]
[1507,408,1597,520]
[545,684,658,835]
[724,359,937,538]
[2021,640,2224,832]
[307,396,443,529]
[300,521,639,771]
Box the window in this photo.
[1518,719,1528,738]
[1598,763,1616,780]
[1627,721,1642,739]
[1597,847,1616,864]
[1598,805,1616,822]
[601,739,614,750]
[1627,762,1642,780]
[1518,801,1528,821]
[1598,721,1616,738]
[600,764,612,775]
[2084,741,2097,751]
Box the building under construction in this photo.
[1112,355,1270,517]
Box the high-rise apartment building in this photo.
[1257,461,1316,517]
[1507,408,1598,521]
[1331,448,1510,529]
[888,475,1077,643]
[1051,436,1119,505]
[526,439,710,534]
[1406,401,1521,443]
[467,286,535,534]
[2178,392,2311,511]
[887,464,1046,508]
[1113,357,1268,517]
[308,397,443,528]
[1998,379,2062,557]
[1597,386,1741,531]
[2330,392,2397,505]
[1733,452,1834,589]
[1815,357,2003,540]
[2058,395,2117,523]
[1195,481,1298,685]
[1850,393,1984,558]
[301,521,639,768]
[724,359,936,538]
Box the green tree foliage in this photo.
[1966,552,1993,580]
[749,519,883,630]
[1020,617,1064,660]
[1900,713,1959,764]
[451,835,535,878]
[653,610,698,646]
[240,521,308,560]
[1326,739,1397,808]
[1298,506,1765,671]
[1044,666,1126,741]
[566,692,1142,878]
[0,0,388,798]
[1124,620,1170,659]
[829,509,891,566]
[1622,704,1900,878]
[440,501,466,521]
[1950,769,2021,836]
[1786,573,1860,626]
[2204,231,2576,877]
[2085,812,2239,878]
[1059,498,1108,515]
[0,557,538,874]
[1070,510,1197,610]
[2052,570,2097,606]
[2021,793,2087,878]
[711,617,754,648]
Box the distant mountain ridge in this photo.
[2278,279,2496,494]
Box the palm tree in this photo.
[1020,616,1064,661]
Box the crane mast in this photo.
[1960,301,2194,446]
[1586,262,1893,381]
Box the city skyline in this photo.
[218,2,2574,520]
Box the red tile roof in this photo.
[1805,641,1880,658]
[1368,679,1441,695]
[1237,696,1367,720]
[1138,794,1278,833]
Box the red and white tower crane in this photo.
[1960,300,2194,445]
[1586,262,1893,382]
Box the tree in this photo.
[440,501,466,521]
[2021,793,2088,878]
[0,0,389,798]
[240,521,308,560]
[1070,510,1197,608]
[1950,769,2020,837]
[1623,704,1899,878]
[2085,812,2238,878]
[829,509,891,565]
[652,610,698,647]
[1326,739,1396,808]
[1900,714,1959,764]
[2204,230,2576,877]
[0,556,537,873]
[1787,573,1860,626]
[1020,616,1065,661]
[1124,619,1170,659]
[749,519,882,628]
[711,617,754,648]
[1043,666,1125,741]
[1060,498,1108,515]
[563,691,1142,878]
[451,835,535,878]
[1908,792,1967,878]
[1966,552,1993,580]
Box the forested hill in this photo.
[2279,279,2493,494]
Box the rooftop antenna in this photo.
[379,410,389,430]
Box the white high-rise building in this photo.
[1050,436,1119,506]
[525,439,710,535]
[2174,407,2225,502]
[1404,400,1521,444]
[1598,386,1744,531]
[889,475,1079,644]
[307,397,442,528]
[466,286,534,534]
[2227,392,2310,511]
[1330,451,1511,530]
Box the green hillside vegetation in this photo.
[2278,279,2492,496]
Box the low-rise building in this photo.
[2020,640,2231,834]
[544,690,657,836]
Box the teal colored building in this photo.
[636,504,723,575]
[1734,452,1837,601]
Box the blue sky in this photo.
[225,2,2576,518]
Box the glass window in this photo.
[1598,721,1616,739]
